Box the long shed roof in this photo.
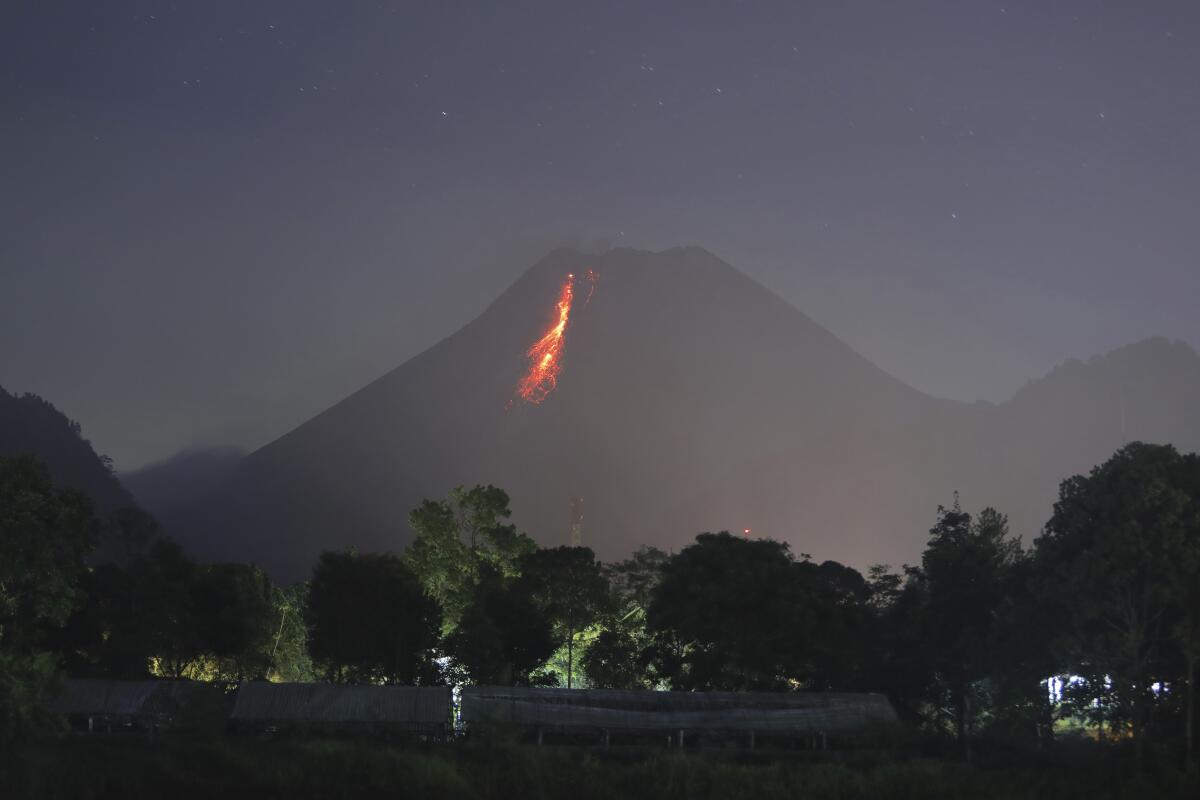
[231,682,451,724]
[48,679,214,718]
[48,679,163,717]
[460,686,898,733]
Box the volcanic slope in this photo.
[144,247,1200,578]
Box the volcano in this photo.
[135,247,1200,579]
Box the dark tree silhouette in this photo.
[1035,443,1200,768]
[446,565,555,686]
[307,550,442,684]
[0,456,95,742]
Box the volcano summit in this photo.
[130,247,1200,579]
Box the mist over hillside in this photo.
[126,247,1200,579]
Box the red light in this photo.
[514,273,575,404]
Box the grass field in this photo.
[4,736,1199,800]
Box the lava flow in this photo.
[514,273,576,404]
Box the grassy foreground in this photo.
[4,737,1199,800]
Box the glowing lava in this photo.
[584,268,598,307]
[515,273,576,404]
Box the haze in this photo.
[3,1,1199,472]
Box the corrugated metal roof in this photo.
[48,679,165,717]
[461,687,898,732]
[231,682,451,724]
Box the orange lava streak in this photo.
[515,273,575,404]
[583,268,598,307]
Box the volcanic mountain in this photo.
[134,247,1200,579]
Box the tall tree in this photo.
[307,550,442,684]
[446,565,556,686]
[191,562,276,681]
[1034,443,1199,767]
[269,582,315,683]
[1167,452,1200,772]
[581,547,669,690]
[519,547,611,688]
[0,456,95,742]
[406,485,536,630]
[607,546,669,612]
[645,532,815,691]
[918,498,1024,762]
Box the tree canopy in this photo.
[406,485,536,631]
[306,550,442,685]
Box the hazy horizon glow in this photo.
[3,1,1198,470]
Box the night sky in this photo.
[3,1,1198,471]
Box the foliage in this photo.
[607,545,669,611]
[93,506,161,566]
[518,546,611,688]
[0,456,94,743]
[190,562,276,681]
[306,550,442,684]
[0,456,95,650]
[580,624,649,689]
[579,545,669,689]
[269,582,315,683]
[6,737,1200,800]
[0,651,63,746]
[406,485,537,631]
[1034,443,1200,765]
[445,565,555,685]
[646,532,862,691]
[917,498,1026,759]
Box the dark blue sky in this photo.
[3,1,1198,470]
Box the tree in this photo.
[191,562,276,681]
[580,547,669,690]
[136,539,205,678]
[645,532,816,691]
[918,498,1024,762]
[406,486,536,630]
[870,565,939,724]
[0,456,95,649]
[607,546,669,612]
[795,558,874,691]
[446,565,556,686]
[1166,452,1200,773]
[0,456,95,742]
[94,506,161,566]
[1035,443,1200,768]
[307,550,442,684]
[269,582,315,683]
[54,536,202,680]
[581,625,650,690]
[519,547,611,688]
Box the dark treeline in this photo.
[3,442,1200,774]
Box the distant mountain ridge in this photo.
[0,386,135,514]
[124,247,1200,578]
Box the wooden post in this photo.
[678,729,685,749]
